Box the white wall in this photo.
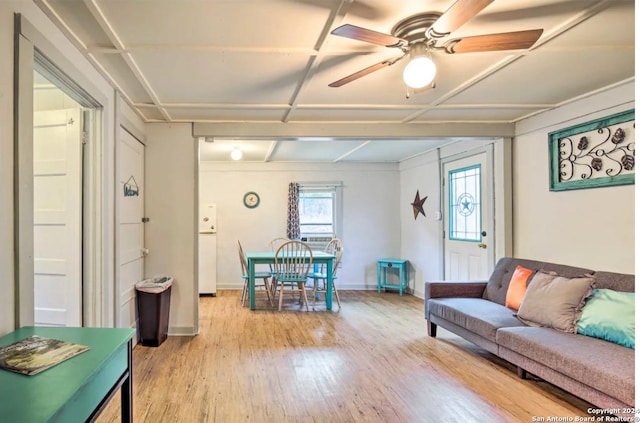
[145,123,198,335]
[398,150,442,297]
[513,82,635,273]
[200,161,400,293]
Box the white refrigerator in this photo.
[198,203,217,295]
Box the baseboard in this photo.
[168,326,198,336]
[132,320,139,347]
[216,283,244,290]
[214,284,419,294]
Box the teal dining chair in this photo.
[273,240,313,311]
[238,240,273,307]
[309,238,343,308]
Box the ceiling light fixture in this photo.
[230,148,243,160]
[402,42,436,89]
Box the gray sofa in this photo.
[424,257,634,414]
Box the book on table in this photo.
[0,335,90,376]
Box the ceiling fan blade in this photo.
[444,29,543,54]
[331,24,406,48]
[428,0,494,38]
[328,57,401,87]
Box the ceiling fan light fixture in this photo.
[230,148,243,160]
[403,56,436,89]
[402,43,436,89]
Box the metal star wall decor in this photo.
[411,190,427,220]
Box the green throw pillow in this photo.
[577,289,635,349]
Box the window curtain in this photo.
[286,182,300,239]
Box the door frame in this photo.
[439,139,513,279]
[14,14,107,328]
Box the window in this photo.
[298,183,342,242]
[300,190,334,235]
[448,164,481,242]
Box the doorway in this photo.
[33,70,84,326]
[15,15,106,327]
[442,145,495,280]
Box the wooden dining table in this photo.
[245,250,336,310]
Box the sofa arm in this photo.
[424,280,488,337]
[424,280,488,301]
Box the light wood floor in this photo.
[97,290,591,422]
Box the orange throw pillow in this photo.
[505,265,534,311]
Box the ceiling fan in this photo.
[328,0,543,92]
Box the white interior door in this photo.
[118,128,145,328]
[33,109,82,326]
[443,148,494,280]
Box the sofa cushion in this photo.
[505,265,534,311]
[577,289,635,349]
[496,326,635,406]
[483,257,594,306]
[428,298,525,341]
[517,272,594,333]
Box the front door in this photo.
[33,108,83,326]
[443,147,494,280]
[117,127,145,328]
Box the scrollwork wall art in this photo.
[548,109,634,191]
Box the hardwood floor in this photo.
[97,290,591,422]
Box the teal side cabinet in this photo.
[377,259,409,296]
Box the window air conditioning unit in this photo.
[301,236,334,251]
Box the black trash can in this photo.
[135,276,173,347]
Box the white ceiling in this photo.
[37,0,635,162]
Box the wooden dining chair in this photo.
[237,240,273,307]
[309,238,343,308]
[273,240,313,311]
[267,237,290,297]
[268,237,290,252]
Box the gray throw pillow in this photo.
[517,271,595,333]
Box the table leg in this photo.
[382,266,387,290]
[377,263,381,293]
[248,258,256,310]
[121,339,133,423]
[399,265,405,296]
[326,258,334,310]
[313,263,320,301]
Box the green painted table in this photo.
[246,250,336,310]
[0,326,135,422]
[377,258,409,296]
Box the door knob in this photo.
[477,243,487,249]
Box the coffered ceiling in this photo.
[37,0,634,162]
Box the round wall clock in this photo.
[243,191,260,208]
